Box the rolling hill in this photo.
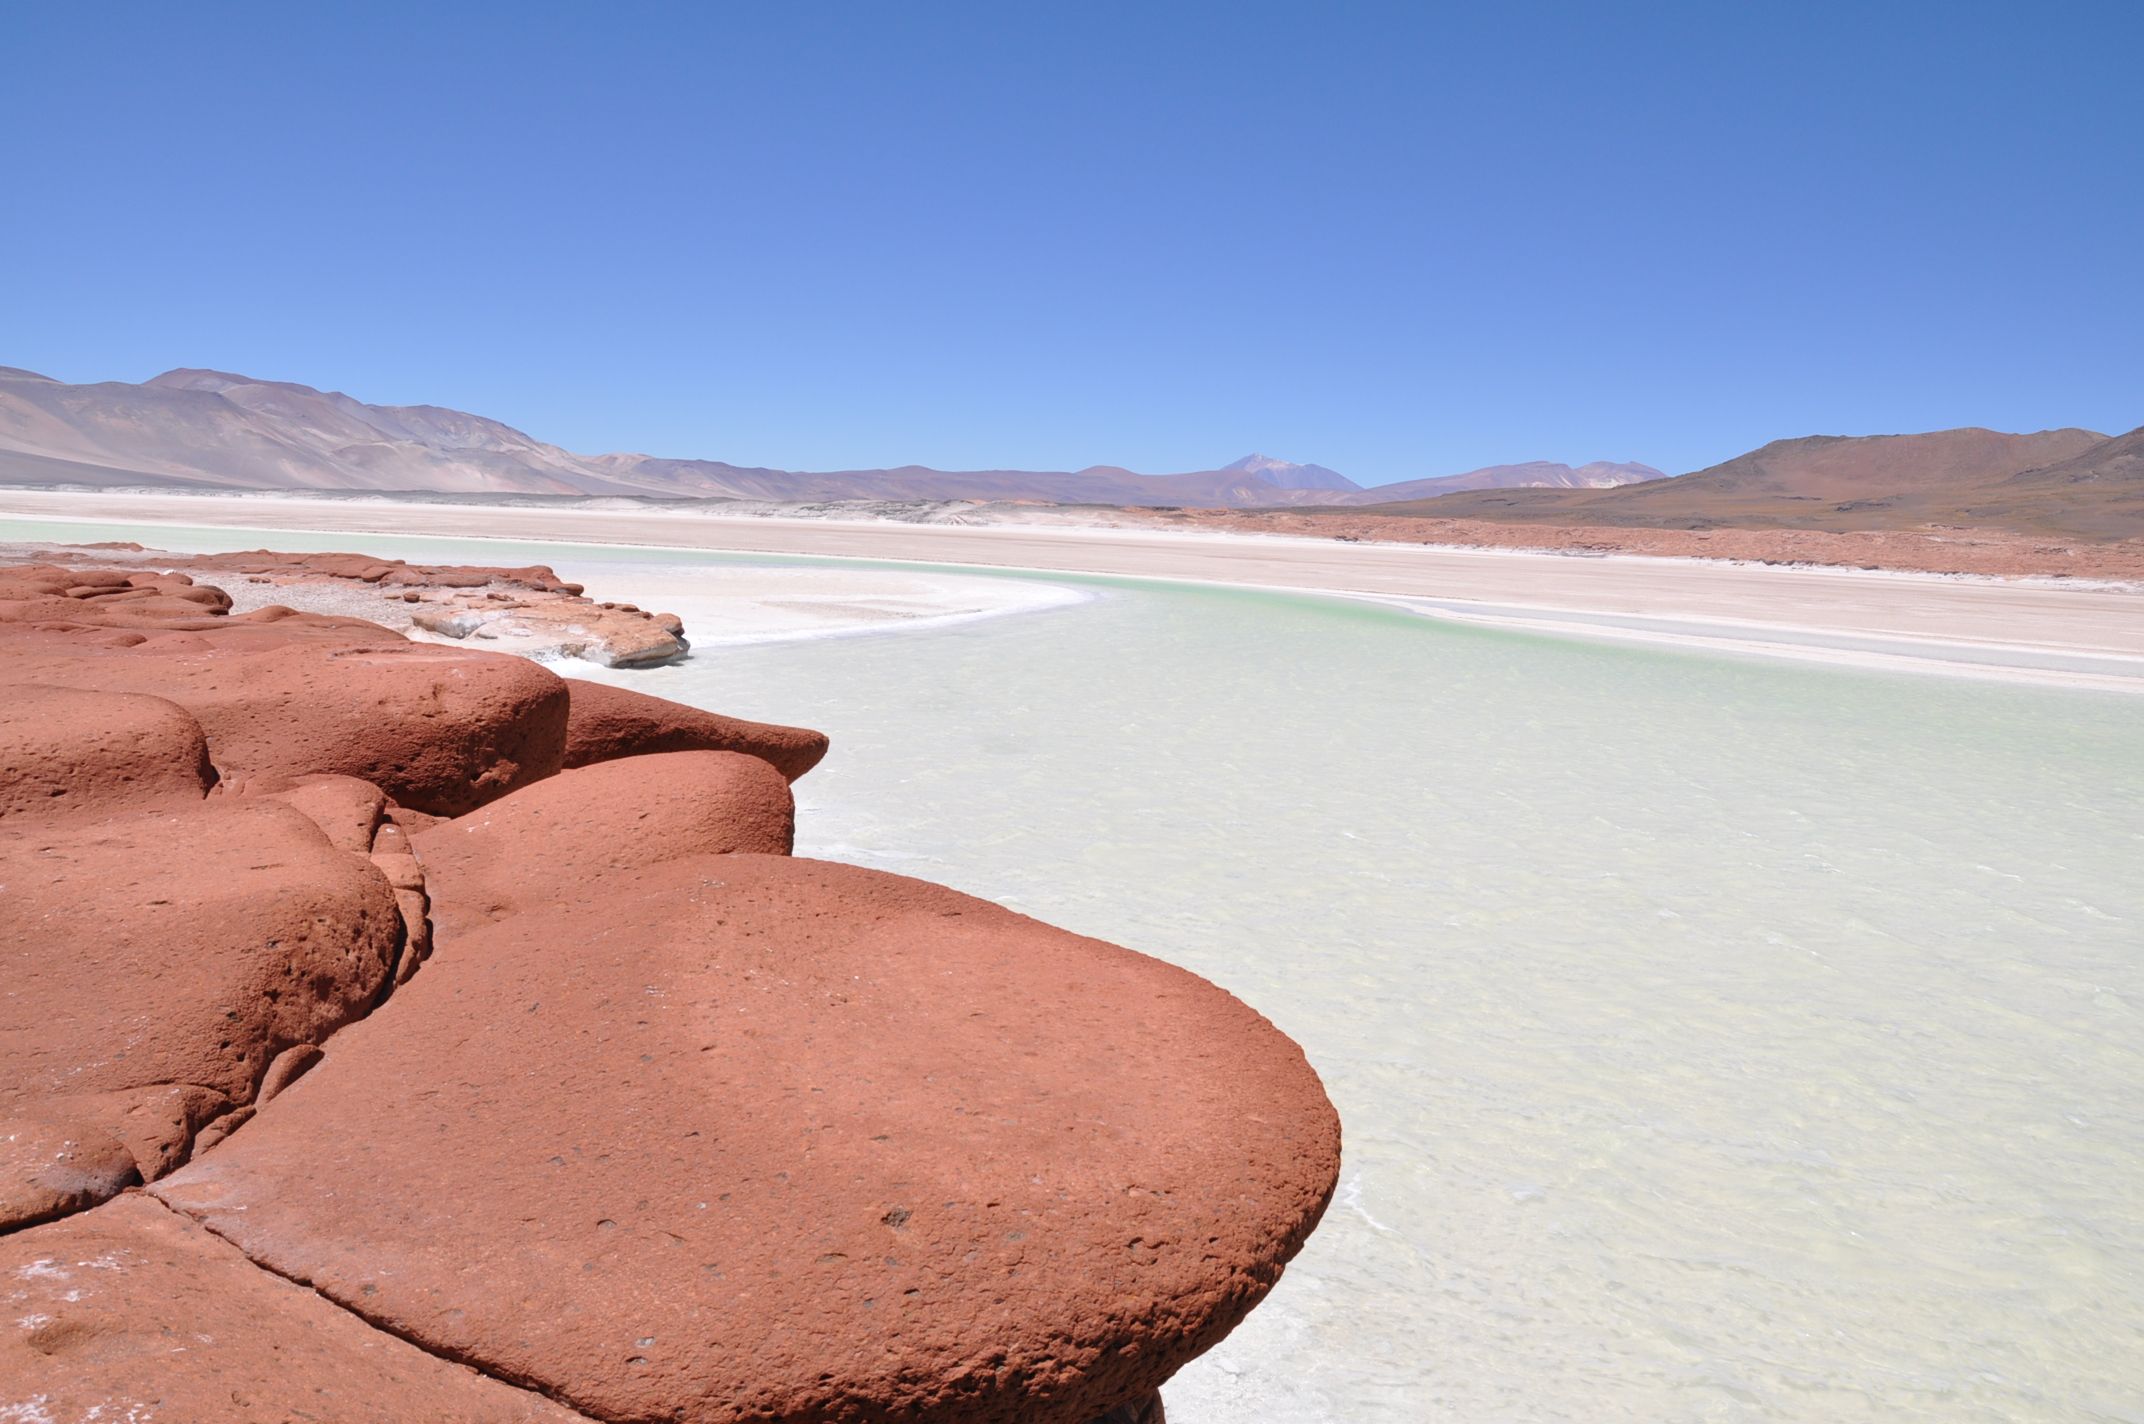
[1359,426,2143,539]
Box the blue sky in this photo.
[4,3,2138,485]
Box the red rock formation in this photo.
[409,597,688,667]
[178,548,690,666]
[0,563,570,816]
[0,1120,142,1231]
[0,547,1331,1424]
[1,635,569,816]
[413,749,796,934]
[180,547,579,593]
[0,683,213,820]
[155,853,1340,1424]
[0,1195,586,1421]
[242,771,390,853]
[0,798,402,1228]
[0,563,236,627]
[563,677,829,781]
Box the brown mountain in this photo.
[1961,426,2144,538]
[1362,426,2143,539]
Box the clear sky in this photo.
[4,3,2138,485]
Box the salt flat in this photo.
[2,489,2139,688]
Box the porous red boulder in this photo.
[0,684,213,821]
[412,749,795,934]
[0,631,569,816]
[238,771,390,854]
[562,678,829,781]
[0,563,233,627]
[0,1194,587,1422]
[0,1118,141,1231]
[1,798,403,1226]
[155,854,1340,1424]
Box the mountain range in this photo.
[1327,460,1663,503]
[0,367,1654,508]
[3,366,2131,538]
[1381,425,2143,539]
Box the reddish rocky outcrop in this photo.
[0,554,828,1244]
[155,853,1340,1424]
[103,545,688,666]
[0,563,236,626]
[0,1120,142,1231]
[242,771,391,854]
[0,563,570,816]
[177,548,579,592]
[1,1195,587,1421]
[408,596,688,667]
[413,749,796,934]
[0,545,1330,1424]
[0,634,569,816]
[0,798,403,1228]
[0,542,694,665]
[0,683,213,820]
[563,677,829,781]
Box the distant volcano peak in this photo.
[1221,453,1360,492]
[146,368,281,392]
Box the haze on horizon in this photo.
[3,3,2138,485]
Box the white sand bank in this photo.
[548,563,1090,648]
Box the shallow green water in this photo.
[13,518,2143,1423]
[640,566,2144,1424]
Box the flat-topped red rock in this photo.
[156,854,1340,1424]
[412,748,798,934]
[0,683,213,820]
[0,796,402,1229]
[562,678,830,782]
[1,1195,589,1421]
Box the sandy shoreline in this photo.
[4,489,2141,690]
